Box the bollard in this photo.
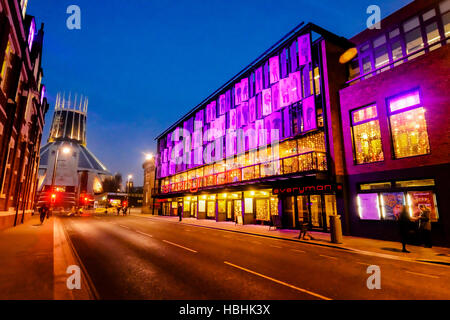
[329,215,343,244]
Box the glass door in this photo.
[226,201,233,220]
[309,195,323,228]
[296,195,309,223]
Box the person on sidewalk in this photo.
[116,206,121,216]
[398,205,415,253]
[298,215,314,240]
[418,204,432,248]
[178,204,183,222]
[39,204,48,224]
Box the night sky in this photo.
[27,0,411,186]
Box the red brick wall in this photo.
[339,44,450,176]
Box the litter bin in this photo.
[329,215,343,244]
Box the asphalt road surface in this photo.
[61,214,450,300]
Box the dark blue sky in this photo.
[28,0,411,185]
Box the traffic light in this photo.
[51,193,56,203]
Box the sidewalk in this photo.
[0,214,94,300]
[0,214,54,299]
[132,214,450,266]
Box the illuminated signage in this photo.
[272,184,342,195]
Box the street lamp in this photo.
[49,144,71,212]
[145,153,153,161]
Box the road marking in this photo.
[184,229,191,232]
[224,261,331,300]
[270,245,282,249]
[405,271,439,279]
[162,240,198,253]
[319,254,338,260]
[135,230,153,237]
[290,249,306,253]
[119,224,131,229]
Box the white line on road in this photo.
[162,240,198,253]
[405,271,440,279]
[119,224,131,229]
[270,245,282,249]
[224,261,331,300]
[319,254,338,260]
[290,249,306,253]
[135,230,153,237]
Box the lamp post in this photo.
[49,144,71,213]
[127,174,132,211]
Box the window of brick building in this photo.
[351,105,384,164]
[387,89,430,159]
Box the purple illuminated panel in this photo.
[271,82,281,111]
[28,18,35,51]
[298,33,311,66]
[255,67,263,94]
[358,194,380,220]
[235,82,242,106]
[219,94,226,115]
[388,90,420,113]
[249,96,256,122]
[255,119,266,147]
[280,49,288,79]
[269,56,280,84]
[289,71,301,103]
[229,109,237,130]
[279,77,291,108]
[40,85,46,105]
[241,78,249,102]
[225,90,231,112]
[302,95,316,132]
[262,88,272,116]
[290,41,298,72]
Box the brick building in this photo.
[339,0,450,245]
[0,0,48,228]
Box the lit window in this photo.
[357,193,381,220]
[1,40,12,86]
[351,105,384,164]
[403,16,424,59]
[388,90,430,158]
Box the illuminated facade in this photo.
[153,22,351,231]
[37,93,111,208]
[340,0,450,245]
[0,0,48,228]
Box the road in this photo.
[61,214,450,300]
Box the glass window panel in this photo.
[256,199,270,221]
[422,8,436,21]
[405,27,424,58]
[348,58,360,81]
[380,192,405,220]
[352,120,384,164]
[297,195,309,222]
[207,201,216,217]
[391,40,404,66]
[282,156,298,174]
[395,179,435,188]
[360,182,392,191]
[279,139,298,158]
[390,107,430,158]
[357,193,381,220]
[407,191,439,221]
[403,16,420,32]
[373,34,386,47]
[388,90,420,113]
[244,198,253,214]
[361,56,373,78]
[310,195,322,227]
[389,28,400,39]
[270,197,279,216]
[442,12,450,38]
[425,22,441,50]
[374,45,389,70]
[440,0,450,14]
[352,105,378,124]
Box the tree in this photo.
[101,173,122,192]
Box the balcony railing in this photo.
[346,36,449,86]
[158,151,327,195]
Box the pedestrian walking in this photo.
[116,206,121,216]
[418,204,432,248]
[398,205,414,253]
[39,204,48,224]
[178,204,183,222]
[298,215,314,240]
[122,205,128,216]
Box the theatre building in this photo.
[339,0,450,245]
[153,22,353,231]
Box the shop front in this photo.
[273,182,341,231]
